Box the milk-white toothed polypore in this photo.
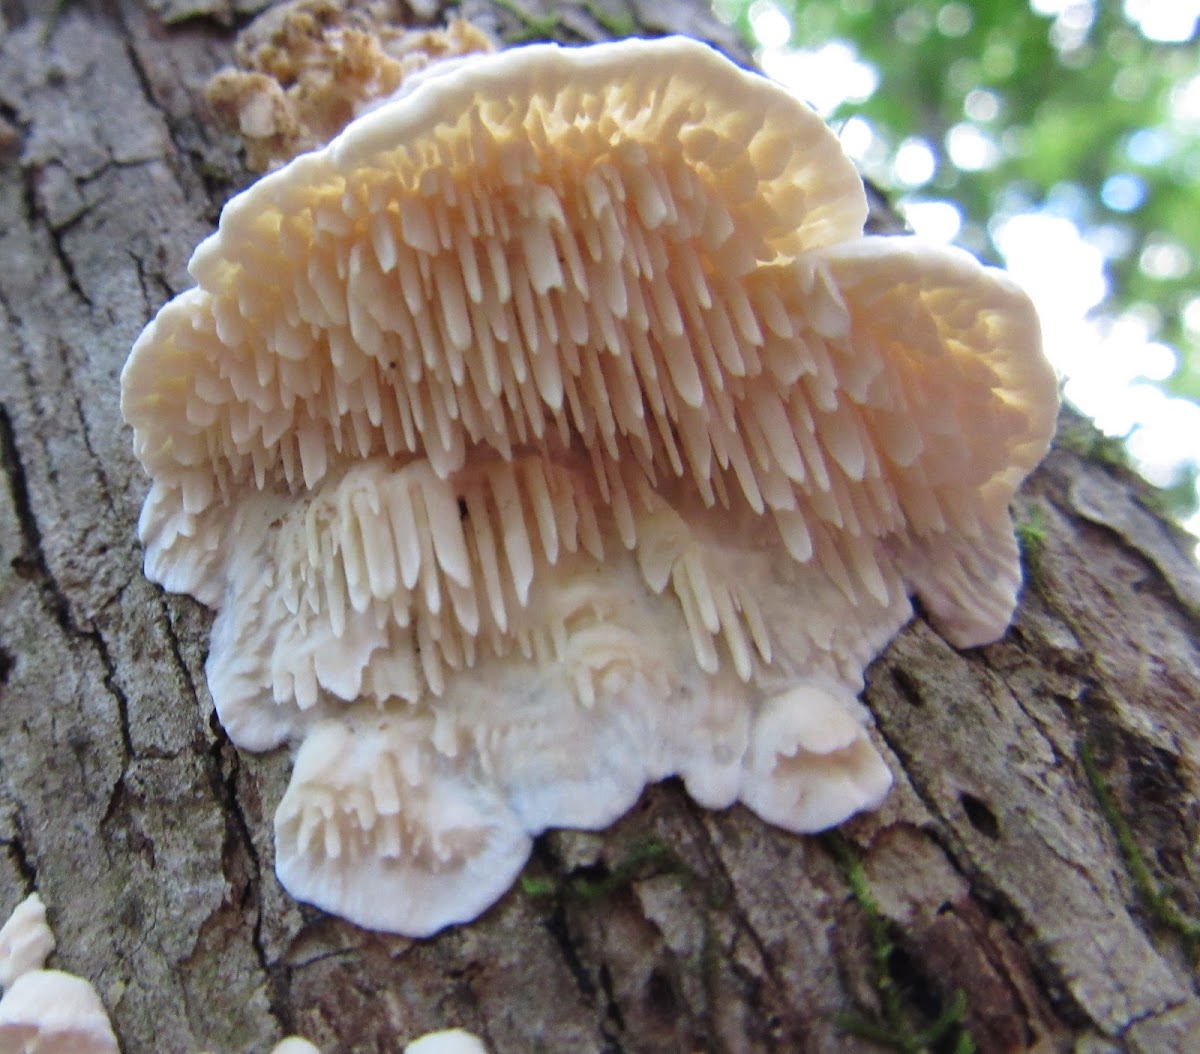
[121,35,1058,936]
[0,894,120,1054]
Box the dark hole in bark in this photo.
[1129,741,1184,808]
[0,644,11,686]
[891,666,924,707]
[886,943,973,1054]
[643,966,679,1023]
[9,554,37,582]
[961,793,1001,839]
[886,943,942,1020]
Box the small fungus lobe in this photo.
[122,36,1057,935]
[404,1029,489,1054]
[267,1039,322,1054]
[0,895,54,990]
[0,896,120,1054]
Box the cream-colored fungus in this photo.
[122,37,1057,935]
[0,895,54,991]
[404,1029,489,1054]
[205,0,495,173]
[0,895,120,1054]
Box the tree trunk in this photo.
[0,2,1197,1051]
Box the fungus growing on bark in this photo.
[404,1029,488,1054]
[0,896,119,1054]
[206,0,494,172]
[0,896,54,990]
[122,36,1057,936]
[0,973,120,1054]
[196,1035,320,1054]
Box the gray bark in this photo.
[0,1,1197,1052]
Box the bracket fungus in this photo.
[121,36,1057,935]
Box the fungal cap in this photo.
[119,33,869,554]
[741,680,893,831]
[821,236,1057,646]
[0,895,55,990]
[272,721,531,937]
[0,970,119,1054]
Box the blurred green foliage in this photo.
[718,0,1200,401]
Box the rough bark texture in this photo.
[0,2,1198,1052]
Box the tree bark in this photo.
[0,2,1197,1052]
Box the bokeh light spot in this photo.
[964,88,1001,122]
[946,123,1000,170]
[893,137,937,186]
[749,0,792,48]
[1100,173,1147,212]
[1123,0,1200,44]
[936,2,973,37]
[900,199,963,241]
[1139,236,1193,280]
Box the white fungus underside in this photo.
[120,38,1057,935]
